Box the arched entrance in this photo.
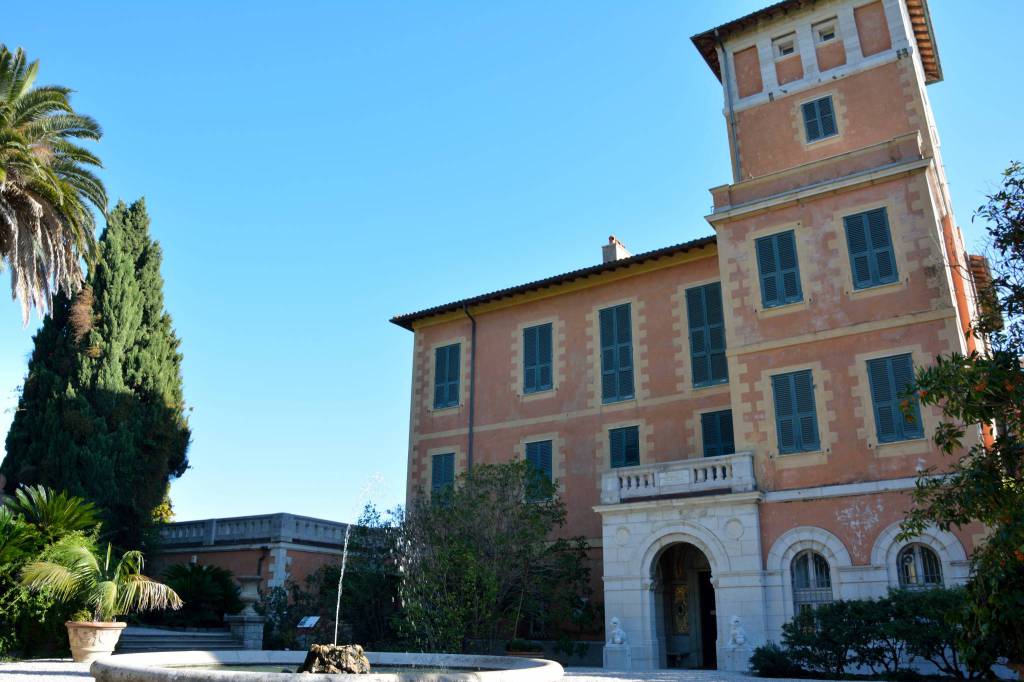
[652,543,716,669]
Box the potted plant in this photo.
[21,534,183,662]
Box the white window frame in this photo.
[813,18,838,44]
[773,33,797,59]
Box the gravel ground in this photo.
[0,659,815,682]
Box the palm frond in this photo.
[0,44,104,323]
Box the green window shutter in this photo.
[523,325,538,393]
[772,370,819,453]
[802,96,837,142]
[868,354,923,443]
[818,96,837,137]
[845,208,898,289]
[525,440,553,500]
[610,426,639,468]
[687,283,728,387]
[431,452,455,491]
[756,231,802,308]
[701,410,735,458]
[866,208,898,284]
[523,323,553,394]
[433,346,448,408]
[433,343,460,408]
[600,304,634,403]
[802,101,821,141]
[526,440,553,480]
[537,323,552,390]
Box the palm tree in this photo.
[5,484,100,545]
[0,45,106,323]
[20,534,182,621]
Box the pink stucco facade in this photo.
[394,0,984,671]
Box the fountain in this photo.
[90,475,564,681]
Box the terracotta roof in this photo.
[390,235,716,331]
[691,0,942,85]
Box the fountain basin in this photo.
[90,650,565,682]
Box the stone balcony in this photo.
[599,451,756,505]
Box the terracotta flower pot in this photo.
[65,621,127,663]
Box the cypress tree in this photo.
[2,199,190,547]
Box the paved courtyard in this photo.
[0,659,818,682]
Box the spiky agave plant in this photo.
[0,45,106,323]
[20,534,183,622]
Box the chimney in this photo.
[602,235,632,264]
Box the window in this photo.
[525,440,553,499]
[523,323,553,394]
[898,544,943,588]
[433,343,460,409]
[773,34,797,57]
[772,369,820,453]
[844,207,898,289]
[609,426,640,468]
[867,353,924,443]
[431,452,455,492]
[756,230,803,308]
[814,19,837,43]
[686,282,728,387]
[701,410,735,458]
[802,96,837,142]
[599,303,635,403]
[792,550,833,613]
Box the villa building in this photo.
[392,0,987,672]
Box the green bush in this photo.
[773,589,994,680]
[750,642,805,678]
[142,564,243,628]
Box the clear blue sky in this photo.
[1,2,1021,523]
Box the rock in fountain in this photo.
[298,643,371,674]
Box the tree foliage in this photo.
[0,486,101,657]
[0,45,106,323]
[143,563,242,628]
[397,460,594,653]
[2,199,190,548]
[21,534,182,621]
[901,162,1024,665]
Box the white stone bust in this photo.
[608,617,628,646]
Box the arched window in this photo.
[791,550,833,613]
[898,544,943,588]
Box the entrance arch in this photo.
[651,542,717,669]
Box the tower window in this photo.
[773,34,797,58]
[814,19,838,43]
[802,96,838,142]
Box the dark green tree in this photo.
[2,199,190,548]
[902,162,1024,668]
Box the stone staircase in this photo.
[116,625,245,653]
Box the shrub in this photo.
[750,641,805,678]
[506,638,543,653]
[143,564,243,628]
[783,601,866,678]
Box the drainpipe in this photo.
[716,29,743,183]
[462,304,477,474]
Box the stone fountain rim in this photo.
[90,649,565,682]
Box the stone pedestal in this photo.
[227,575,265,649]
[226,613,265,650]
[603,644,632,670]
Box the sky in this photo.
[1,1,1022,524]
